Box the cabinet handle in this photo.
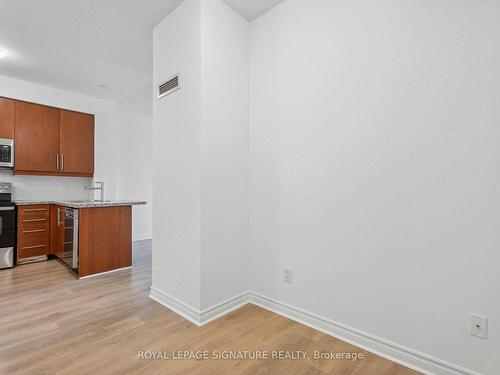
[23,208,47,212]
[23,218,47,222]
[22,244,46,250]
[57,153,60,170]
[23,229,46,233]
[61,154,64,171]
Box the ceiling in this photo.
[0,0,283,115]
[223,0,284,21]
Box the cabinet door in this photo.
[60,110,94,176]
[14,101,60,173]
[0,98,15,139]
[17,205,50,261]
[49,205,65,259]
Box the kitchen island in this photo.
[15,200,146,278]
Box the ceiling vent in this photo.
[157,74,180,99]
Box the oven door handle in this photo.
[72,210,79,269]
[0,207,14,211]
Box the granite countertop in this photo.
[14,200,146,208]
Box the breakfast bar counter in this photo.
[15,200,146,278]
[15,200,146,208]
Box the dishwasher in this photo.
[63,207,79,271]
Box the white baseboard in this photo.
[248,292,480,375]
[149,287,201,326]
[133,234,152,241]
[199,292,249,325]
[149,288,479,375]
[149,287,249,327]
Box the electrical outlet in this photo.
[470,313,488,339]
[283,266,292,283]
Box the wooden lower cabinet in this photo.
[78,206,132,277]
[17,205,50,261]
[17,204,132,277]
[49,205,65,259]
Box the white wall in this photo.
[114,110,153,240]
[200,0,249,309]
[0,74,152,240]
[152,0,249,312]
[249,1,500,374]
[153,0,203,310]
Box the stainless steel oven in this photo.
[63,207,78,270]
[0,139,14,168]
[0,183,15,269]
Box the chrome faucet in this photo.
[84,181,105,202]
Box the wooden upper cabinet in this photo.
[59,110,94,176]
[14,101,60,173]
[10,98,94,177]
[0,98,15,139]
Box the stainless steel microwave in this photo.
[0,139,14,168]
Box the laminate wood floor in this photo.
[0,240,420,375]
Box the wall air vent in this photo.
[157,74,180,99]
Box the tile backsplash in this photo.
[0,171,92,201]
